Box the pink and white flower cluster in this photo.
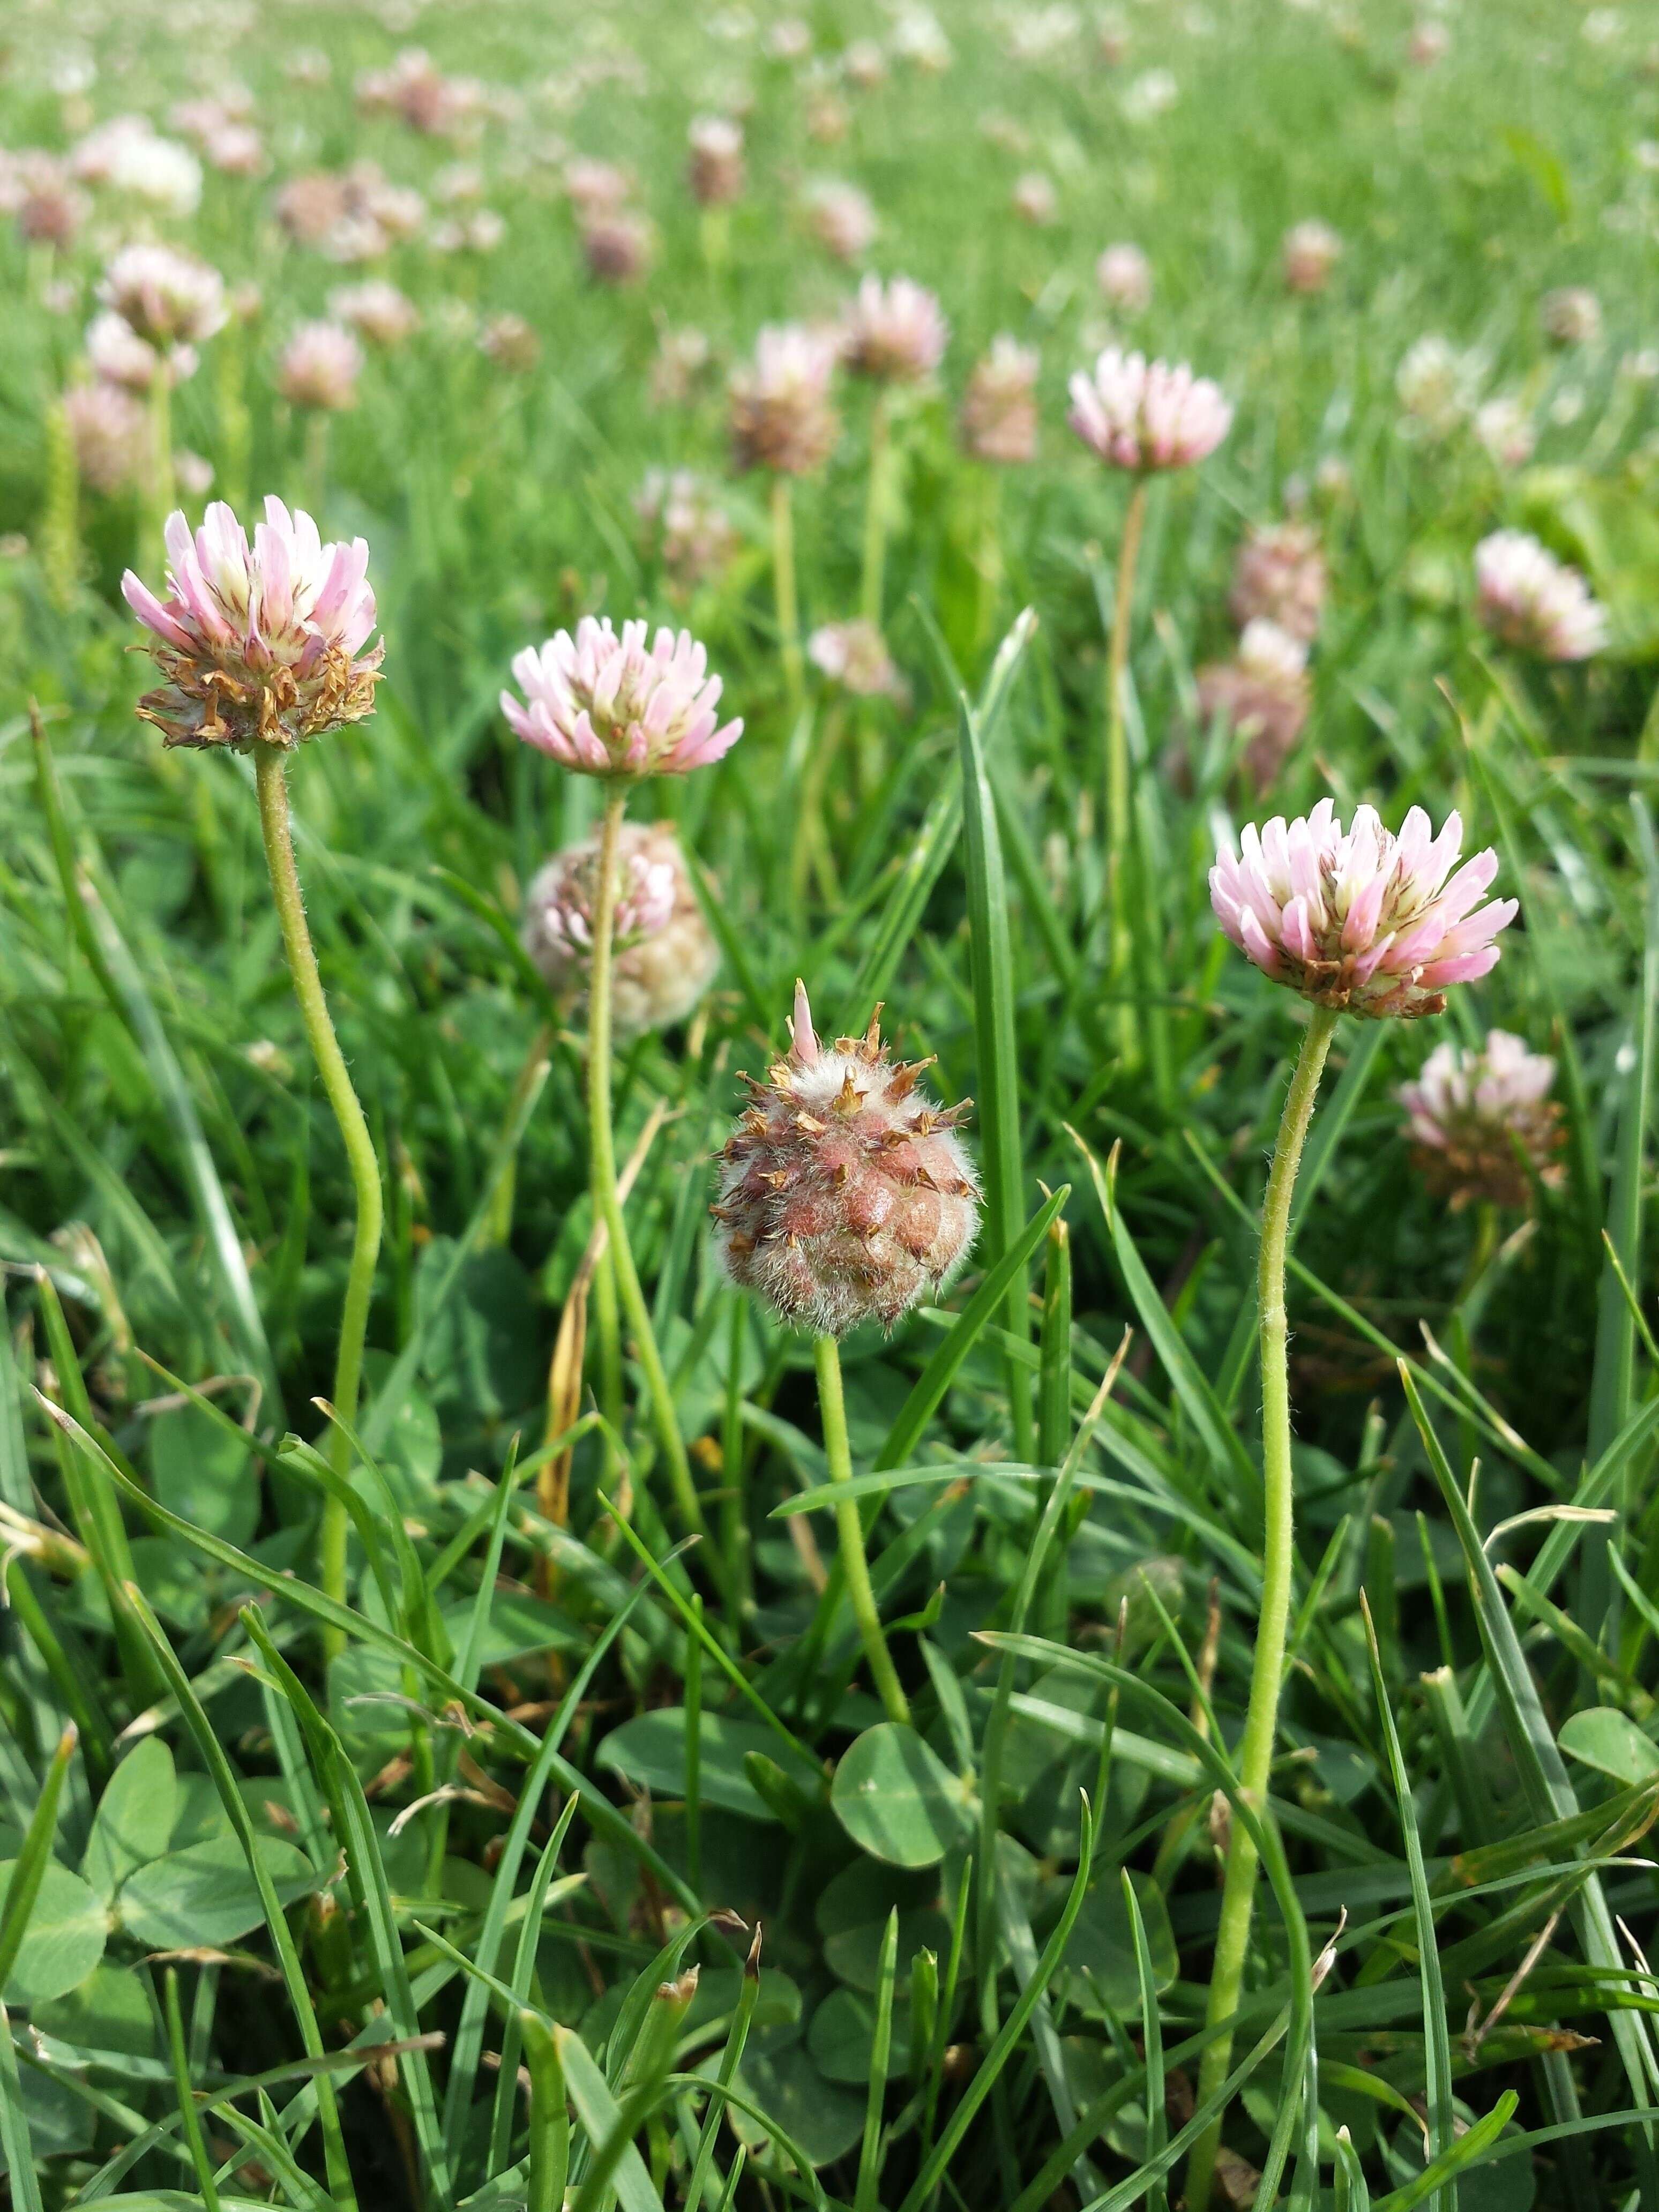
[841,274,948,383]
[1068,347,1231,472]
[1210,799,1516,1019]
[1399,1029,1565,1209]
[1474,530,1608,661]
[122,498,383,750]
[503,618,743,779]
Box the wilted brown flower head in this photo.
[714,984,980,1336]
[581,209,654,283]
[521,820,719,1039]
[1228,521,1326,642]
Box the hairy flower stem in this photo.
[1104,476,1148,1065]
[588,786,715,1561]
[771,476,805,716]
[255,749,384,1655]
[1186,1002,1339,2211]
[813,1331,909,1725]
[860,388,891,627]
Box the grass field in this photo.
[1,1,1658,2206]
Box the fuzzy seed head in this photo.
[715,984,980,1337]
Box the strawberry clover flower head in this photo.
[1398,1029,1565,1210]
[98,242,226,347]
[1474,529,1608,662]
[1068,346,1231,472]
[1210,798,1516,1019]
[842,273,948,383]
[122,498,382,750]
[503,616,742,779]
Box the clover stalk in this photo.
[587,784,715,1560]
[1185,999,1338,2210]
[255,747,383,1652]
[813,1329,909,1726]
[1104,475,1148,1062]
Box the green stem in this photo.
[1104,476,1148,1066]
[1185,1002,1339,2211]
[304,410,330,521]
[771,475,804,716]
[813,1332,909,1725]
[588,785,714,1558]
[255,747,384,1656]
[148,367,175,548]
[860,388,891,629]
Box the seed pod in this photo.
[714,984,980,1337]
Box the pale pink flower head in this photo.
[276,321,362,412]
[808,619,909,704]
[98,127,202,214]
[803,178,878,262]
[636,469,738,593]
[1068,347,1231,472]
[1012,171,1058,226]
[960,335,1041,465]
[1474,530,1608,661]
[86,309,195,391]
[207,124,265,177]
[1398,1030,1565,1210]
[275,171,350,245]
[564,156,633,216]
[1407,20,1449,64]
[1473,396,1535,471]
[1096,242,1152,312]
[522,821,719,1038]
[1395,334,1477,439]
[689,115,745,205]
[98,244,226,349]
[650,324,712,407]
[729,323,842,475]
[842,274,948,383]
[715,984,980,1337]
[10,154,88,247]
[1541,286,1601,347]
[64,381,148,496]
[1197,619,1310,790]
[581,210,654,284]
[1281,219,1341,296]
[1210,798,1516,1019]
[503,617,742,780]
[329,280,421,349]
[121,497,383,751]
[1229,521,1326,641]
